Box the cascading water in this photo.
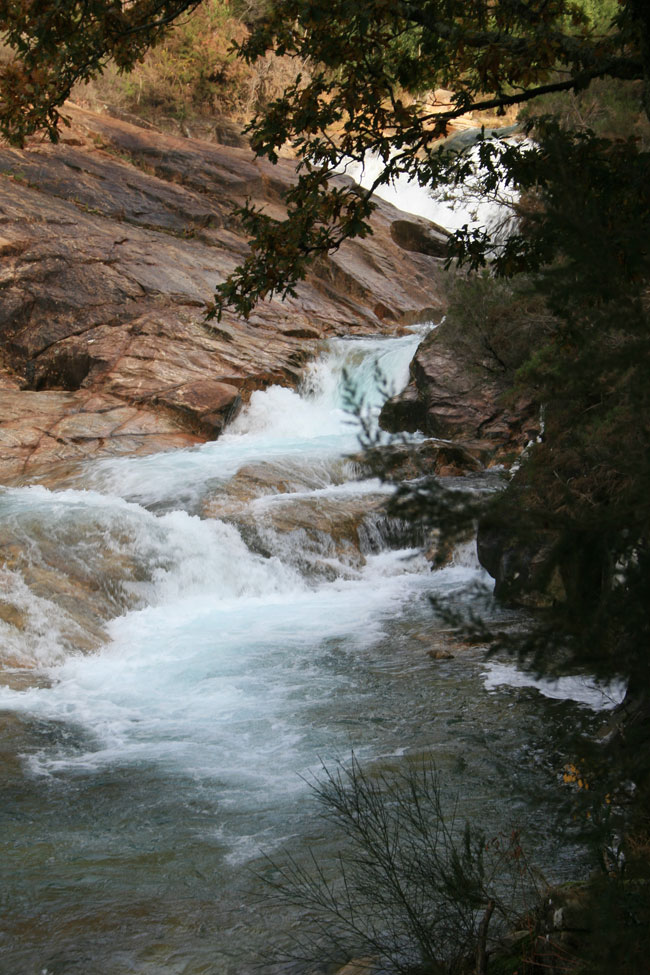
[0,330,616,975]
[340,142,522,239]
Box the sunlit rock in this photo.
[0,104,445,482]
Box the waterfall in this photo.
[339,142,521,238]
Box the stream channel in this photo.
[0,330,616,975]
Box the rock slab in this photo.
[0,104,446,483]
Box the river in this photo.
[0,330,616,974]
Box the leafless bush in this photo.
[263,757,544,975]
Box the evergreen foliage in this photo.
[446,116,650,692]
[441,272,554,378]
[210,0,650,316]
[3,1,650,969]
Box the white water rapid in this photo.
[340,140,521,238]
[0,331,612,975]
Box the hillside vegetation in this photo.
[73,0,306,140]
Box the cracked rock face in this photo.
[0,385,202,481]
[0,104,445,483]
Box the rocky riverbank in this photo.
[0,104,446,484]
[379,318,540,466]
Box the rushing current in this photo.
[0,331,616,975]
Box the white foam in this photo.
[341,142,524,237]
[0,549,449,788]
[250,477,393,511]
[81,331,426,507]
[482,661,626,711]
[1,484,303,610]
[0,567,82,668]
[450,538,481,570]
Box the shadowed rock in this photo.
[379,325,540,463]
[390,218,450,257]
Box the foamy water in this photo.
[483,662,626,711]
[0,330,613,974]
[340,141,521,237]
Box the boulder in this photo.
[390,218,450,257]
[379,324,540,463]
[476,519,566,608]
[202,460,420,578]
[0,382,201,485]
[154,378,242,436]
[354,439,491,481]
[335,961,377,975]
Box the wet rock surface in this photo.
[0,520,141,667]
[375,323,549,605]
[354,439,492,480]
[0,385,202,481]
[201,458,420,579]
[0,103,445,483]
[390,217,450,257]
[476,518,566,609]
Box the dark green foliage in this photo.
[4,0,645,300]
[457,119,650,284]
[4,1,650,968]
[521,76,650,144]
[377,101,650,700]
[441,272,554,378]
[479,121,650,688]
[570,875,650,975]
[208,0,648,317]
[3,0,648,745]
[0,0,203,143]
